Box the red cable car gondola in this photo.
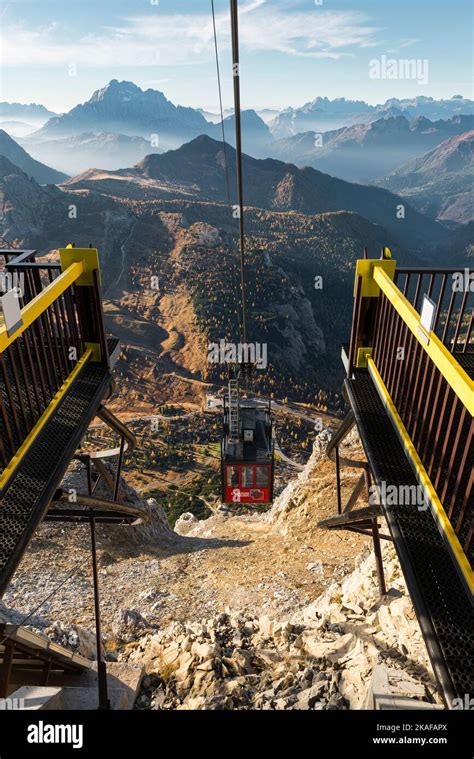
[221,383,274,505]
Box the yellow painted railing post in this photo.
[59,246,107,364]
[348,249,396,372]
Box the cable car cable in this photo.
[230,0,249,348]
[211,0,243,345]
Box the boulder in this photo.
[111,608,154,644]
[302,631,356,663]
[174,512,198,536]
[295,680,327,710]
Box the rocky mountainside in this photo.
[378,131,474,223]
[0,159,383,396]
[129,542,439,711]
[63,135,447,250]
[1,429,442,711]
[0,157,53,235]
[0,138,463,404]
[268,115,474,182]
[0,129,69,184]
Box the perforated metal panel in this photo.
[0,360,112,595]
[347,370,474,704]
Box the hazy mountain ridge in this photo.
[0,101,58,122]
[17,131,163,176]
[5,83,472,181]
[378,131,474,223]
[0,129,69,184]
[267,115,474,182]
[63,134,447,251]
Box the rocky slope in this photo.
[129,541,440,711]
[1,429,441,710]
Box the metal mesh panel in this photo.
[347,370,474,703]
[0,361,111,595]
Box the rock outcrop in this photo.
[128,542,441,710]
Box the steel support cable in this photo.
[0,556,91,648]
[211,0,243,346]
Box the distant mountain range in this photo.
[268,115,474,182]
[0,101,58,123]
[1,84,471,399]
[378,131,474,223]
[62,134,447,250]
[0,129,68,184]
[1,82,471,237]
[26,81,273,163]
[2,83,470,178]
[269,95,474,138]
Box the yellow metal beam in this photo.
[59,247,101,287]
[0,261,85,352]
[355,257,396,297]
[373,266,474,415]
[367,357,473,596]
[0,349,93,494]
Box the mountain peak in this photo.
[89,79,144,103]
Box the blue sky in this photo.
[0,0,472,113]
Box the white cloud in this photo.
[1,2,381,67]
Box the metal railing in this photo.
[394,268,473,353]
[348,255,473,590]
[1,250,62,307]
[0,247,110,492]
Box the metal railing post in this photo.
[335,446,342,515]
[89,511,110,711]
[59,247,109,366]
